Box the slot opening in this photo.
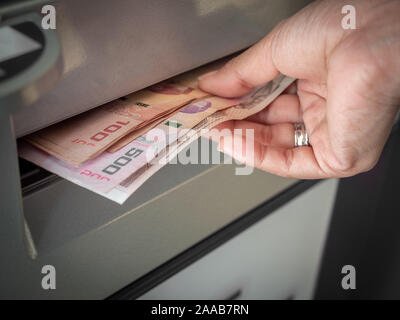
[16,54,235,197]
[19,157,60,196]
[15,56,233,255]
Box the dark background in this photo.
[315,121,400,299]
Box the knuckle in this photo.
[328,153,379,177]
[329,153,358,176]
[359,155,380,173]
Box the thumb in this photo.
[198,29,280,98]
[198,0,340,97]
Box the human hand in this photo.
[199,0,400,178]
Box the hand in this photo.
[199,0,400,178]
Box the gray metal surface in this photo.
[0,115,32,267]
[7,163,297,299]
[23,139,241,253]
[140,179,338,300]
[13,0,311,137]
[0,12,62,116]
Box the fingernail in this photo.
[198,70,218,81]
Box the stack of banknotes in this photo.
[18,60,294,204]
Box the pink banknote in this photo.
[18,138,160,194]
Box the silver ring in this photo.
[294,123,309,147]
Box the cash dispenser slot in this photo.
[19,158,58,196]
[15,57,217,197]
[15,69,225,256]
[15,53,236,201]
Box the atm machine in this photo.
[0,0,344,299]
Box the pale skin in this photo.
[199,0,400,178]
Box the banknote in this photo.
[106,106,181,153]
[18,139,155,194]
[101,95,242,180]
[19,95,241,194]
[109,160,164,204]
[99,74,295,204]
[106,58,232,153]
[25,79,207,166]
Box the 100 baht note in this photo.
[106,106,181,153]
[101,74,295,204]
[25,80,207,166]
